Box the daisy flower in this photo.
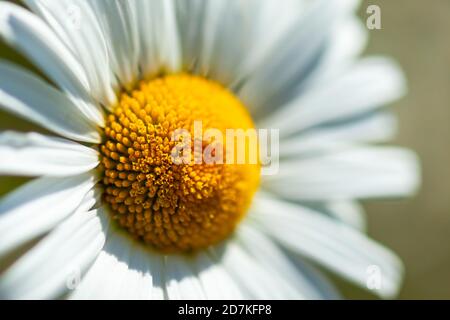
[0,0,419,300]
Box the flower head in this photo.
[0,0,419,299]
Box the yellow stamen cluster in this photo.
[100,74,260,253]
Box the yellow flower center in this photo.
[100,74,260,253]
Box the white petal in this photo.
[0,62,100,143]
[112,240,164,300]
[79,231,132,300]
[176,0,304,87]
[277,112,397,157]
[174,0,207,70]
[137,0,181,77]
[211,241,301,299]
[263,146,420,200]
[304,15,368,88]
[0,172,97,257]
[250,193,404,298]
[238,0,306,82]
[71,229,165,300]
[237,223,339,299]
[24,0,118,106]
[284,255,342,300]
[175,0,243,85]
[195,0,252,86]
[90,0,141,89]
[0,2,104,125]
[191,252,244,300]
[325,201,367,231]
[239,0,349,114]
[165,255,206,300]
[133,0,158,77]
[0,132,99,177]
[259,57,407,138]
[113,247,156,300]
[0,208,106,299]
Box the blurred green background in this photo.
[0,0,449,299]
[352,0,450,299]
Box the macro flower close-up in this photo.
[0,0,421,300]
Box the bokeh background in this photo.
[347,0,450,299]
[0,0,449,299]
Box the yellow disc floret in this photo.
[100,74,260,253]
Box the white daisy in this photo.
[0,0,419,300]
